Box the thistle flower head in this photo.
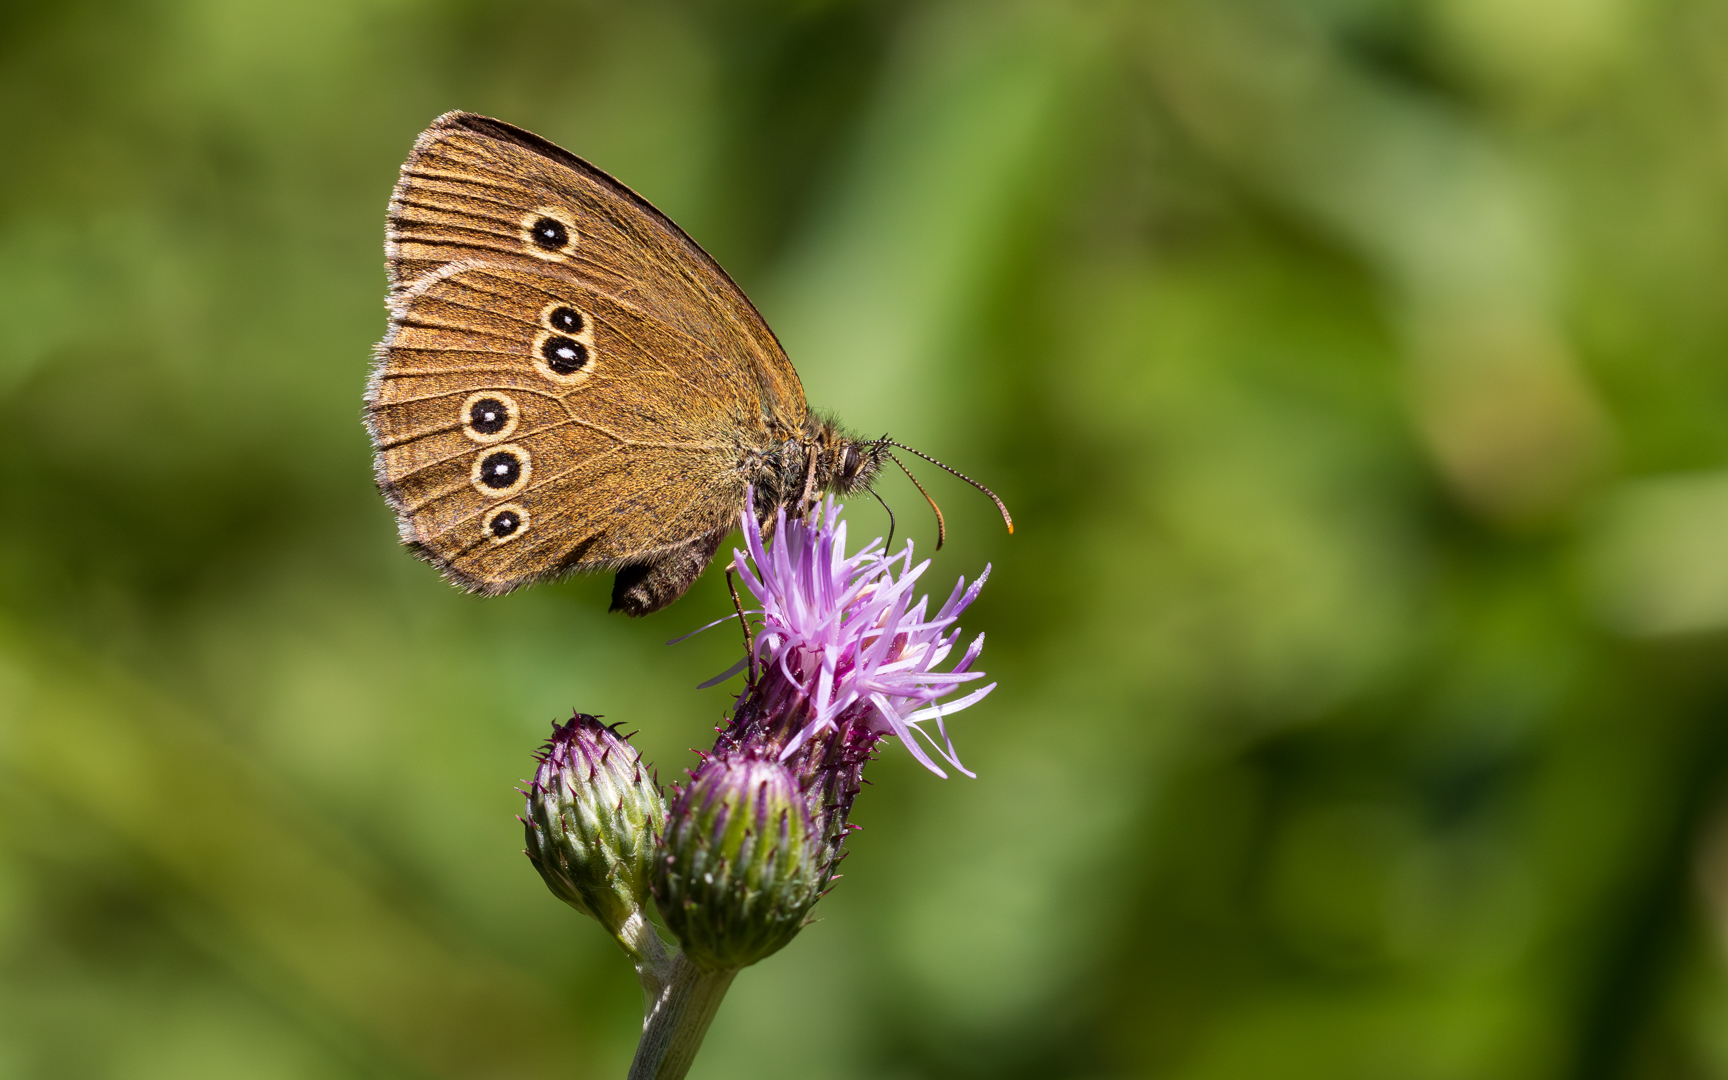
[653,753,822,971]
[732,496,994,779]
[653,495,997,970]
[523,713,665,954]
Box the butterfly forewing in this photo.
[386,112,805,413]
[369,112,807,596]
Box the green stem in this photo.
[616,910,670,973]
[626,954,738,1080]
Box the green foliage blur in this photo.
[5,0,1728,1076]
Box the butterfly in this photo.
[365,112,1006,615]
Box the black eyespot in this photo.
[489,509,522,538]
[542,335,590,375]
[469,397,509,435]
[530,217,568,251]
[549,306,584,334]
[480,451,522,489]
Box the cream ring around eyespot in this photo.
[470,444,532,498]
[460,391,520,444]
[484,502,530,545]
[532,328,598,385]
[520,207,578,261]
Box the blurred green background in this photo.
[5,0,1728,1076]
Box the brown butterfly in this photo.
[366,111,1008,616]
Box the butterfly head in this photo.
[801,415,884,497]
[836,438,887,494]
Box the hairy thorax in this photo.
[612,418,885,617]
[744,415,884,521]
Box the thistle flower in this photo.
[656,496,995,970]
[524,500,1000,1080]
[523,713,666,961]
[728,496,995,780]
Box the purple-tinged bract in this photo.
[654,754,821,971]
[524,713,665,944]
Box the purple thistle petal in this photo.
[725,492,995,778]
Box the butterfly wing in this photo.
[367,112,809,597]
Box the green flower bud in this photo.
[524,714,665,953]
[654,754,823,971]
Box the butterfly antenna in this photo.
[882,440,1014,534]
[868,485,899,552]
[886,452,946,550]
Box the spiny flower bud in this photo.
[654,754,823,971]
[524,713,665,952]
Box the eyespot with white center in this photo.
[542,336,588,374]
[532,301,599,385]
[461,391,519,444]
[519,207,577,262]
[547,306,584,334]
[470,444,531,497]
[486,503,530,544]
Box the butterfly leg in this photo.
[797,448,820,516]
[609,528,729,617]
[725,568,758,686]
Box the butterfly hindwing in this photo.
[370,257,756,594]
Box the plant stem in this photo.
[616,911,670,973]
[626,953,738,1080]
